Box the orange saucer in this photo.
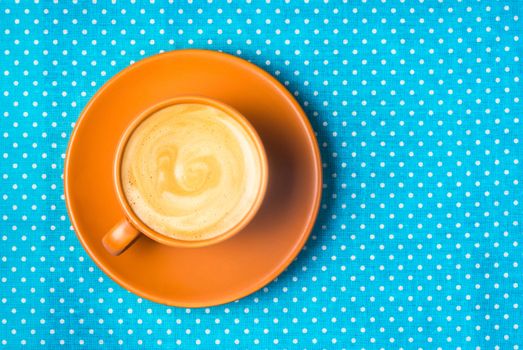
[64,50,322,307]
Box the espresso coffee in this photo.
[121,103,264,241]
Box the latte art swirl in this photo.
[121,103,264,240]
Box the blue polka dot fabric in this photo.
[1,0,522,348]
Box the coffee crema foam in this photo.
[121,103,264,241]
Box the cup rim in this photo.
[114,96,269,248]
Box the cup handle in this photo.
[102,219,141,256]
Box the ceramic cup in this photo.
[102,96,269,255]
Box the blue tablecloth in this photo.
[1,0,522,348]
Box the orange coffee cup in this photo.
[102,96,268,255]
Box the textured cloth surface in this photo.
[0,0,522,349]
